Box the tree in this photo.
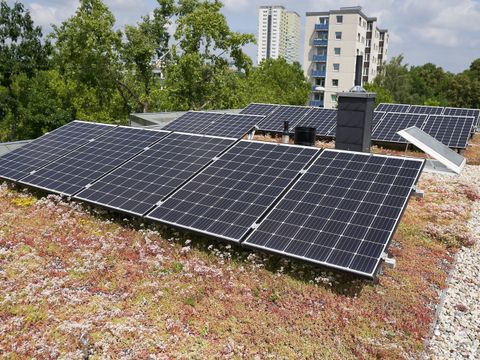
[409,63,450,105]
[51,0,124,122]
[243,58,310,106]
[120,0,175,113]
[363,83,393,106]
[0,0,51,140]
[373,55,412,104]
[163,0,254,110]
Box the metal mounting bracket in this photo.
[411,186,424,198]
[381,252,396,269]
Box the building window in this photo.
[331,94,338,102]
[335,32,342,40]
[334,47,341,56]
[319,17,328,25]
[336,15,343,24]
[332,79,339,87]
[361,36,365,43]
[358,17,362,25]
[333,63,340,71]
[357,33,361,42]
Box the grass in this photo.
[0,164,478,359]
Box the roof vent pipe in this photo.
[350,55,367,93]
[282,121,290,144]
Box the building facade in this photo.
[303,6,389,108]
[257,6,301,65]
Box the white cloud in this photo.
[223,0,249,13]
[418,27,459,47]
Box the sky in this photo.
[12,0,480,73]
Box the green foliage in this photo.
[371,55,480,109]
[51,0,124,123]
[0,0,51,140]
[243,58,310,106]
[363,83,393,107]
[163,0,254,110]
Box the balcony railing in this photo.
[312,85,325,91]
[311,70,326,77]
[313,39,328,46]
[312,55,327,62]
[309,100,324,107]
[315,23,329,30]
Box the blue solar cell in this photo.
[75,133,234,215]
[0,121,115,181]
[244,149,424,278]
[146,141,319,242]
[20,127,168,196]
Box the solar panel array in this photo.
[147,141,319,242]
[294,108,337,136]
[407,105,444,115]
[374,103,479,148]
[0,121,114,181]
[20,127,169,196]
[244,150,424,277]
[257,106,312,133]
[76,134,234,215]
[443,107,479,119]
[240,103,279,116]
[376,103,411,113]
[372,113,428,144]
[0,120,427,279]
[163,112,223,134]
[163,111,261,139]
[421,115,475,149]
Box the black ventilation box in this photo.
[335,92,376,153]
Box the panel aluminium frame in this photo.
[146,140,321,243]
[74,132,237,216]
[243,149,425,279]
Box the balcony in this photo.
[312,55,327,62]
[311,70,326,77]
[309,100,324,107]
[315,23,329,31]
[313,39,328,46]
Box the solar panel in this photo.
[75,134,235,216]
[161,111,261,139]
[372,112,428,143]
[293,108,337,136]
[244,149,424,278]
[372,111,386,131]
[0,121,115,181]
[376,103,411,113]
[146,141,319,242]
[162,112,224,134]
[19,127,168,196]
[443,107,480,126]
[258,106,312,133]
[240,103,279,116]
[201,113,262,138]
[407,105,444,115]
[421,115,475,149]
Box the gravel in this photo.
[429,165,480,359]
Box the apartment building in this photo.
[257,6,301,64]
[303,6,389,108]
